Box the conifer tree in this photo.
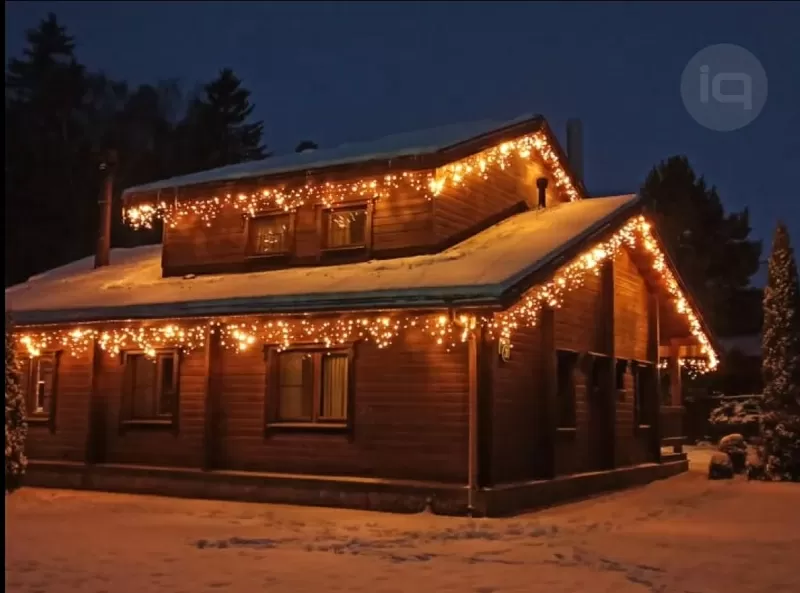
[760,222,800,480]
[5,314,28,493]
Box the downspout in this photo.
[467,324,479,516]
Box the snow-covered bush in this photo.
[709,397,763,427]
[5,314,28,494]
[708,451,734,480]
[718,433,747,473]
[746,449,765,481]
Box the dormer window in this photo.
[323,205,370,251]
[247,213,293,256]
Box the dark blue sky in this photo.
[6,1,799,282]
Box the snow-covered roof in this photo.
[6,195,639,325]
[122,113,541,197]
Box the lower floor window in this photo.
[19,353,58,419]
[271,348,351,425]
[122,350,179,422]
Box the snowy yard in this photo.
[6,450,799,593]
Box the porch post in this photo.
[600,259,617,469]
[669,338,683,454]
[202,324,223,471]
[540,306,557,479]
[648,292,661,462]
[85,338,107,465]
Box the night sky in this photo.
[5,1,799,284]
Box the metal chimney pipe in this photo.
[566,118,584,183]
[536,177,549,209]
[94,150,117,269]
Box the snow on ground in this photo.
[6,195,636,324]
[6,448,799,593]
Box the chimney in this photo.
[95,150,117,269]
[536,177,548,209]
[566,118,584,184]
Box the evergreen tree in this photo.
[759,222,800,480]
[640,156,762,336]
[181,68,266,171]
[5,315,28,493]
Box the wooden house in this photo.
[5,114,718,516]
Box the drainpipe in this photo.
[95,150,117,269]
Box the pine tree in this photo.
[5,314,28,493]
[183,68,266,171]
[640,156,762,336]
[760,222,800,480]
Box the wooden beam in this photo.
[648,291,662,463]
[84,339,107,465]
[476,325,494,488]
[540,306,557,479]
[669,339,682,408]
[202,325,223,471]
[601,259,616,469]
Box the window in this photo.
[248,213,292,256]
[556,350,577,428]
[19,353,58,422]
[633,362,656,426]
[269,348,351,427]
[122,351,179,423]
[323,206,369,250]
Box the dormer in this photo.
[121,114,586,278]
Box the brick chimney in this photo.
[94,150,117,269]
[566,118,584,184]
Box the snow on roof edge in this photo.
[122,113,542,197]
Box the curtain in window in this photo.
[321,354,348,420]
[131,356,158,419]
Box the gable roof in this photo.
[6,195,639,325]
[122,113,545,198]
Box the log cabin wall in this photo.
[553,270,604,476]
[215,325,470,483]
[489,325,546,484]
[432,158,538,245]
[161,179,437,276]
[100,345,208,467]
[23,347,93,463]
[612,248,658,466]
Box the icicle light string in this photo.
[15,216,718,371]
[123,131,582,230]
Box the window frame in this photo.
[319,201,373,254]
[119,348,181,432]
[19,351,61,432]
[245,210,297,259]
[264,343,355,435]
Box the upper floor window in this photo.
[267,347,352,428]
[248,213,292,256]
[122,350,179,425]
[323,205,369,250]
[19,353,59,422]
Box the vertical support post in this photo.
[94,150,116,269]
[85,338,107,465]
[467,328,479,515]
[648,292,662,462]
[669,339,683,454]
[202,324,223,471]
[540,306,558,479]
[600,259,617,469]
[476,325,494,489]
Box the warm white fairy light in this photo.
[16,324,207,359]
[16,216,717,370]
[658,357,712,378]
[123,130,582,229]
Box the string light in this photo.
[658,357,712,378]
[123,131,582,229]
[15,215,717,370]
[16,324,207,359]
